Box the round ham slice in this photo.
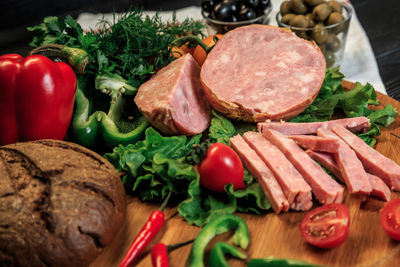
[135,53,211,135]
[200,25,326,122]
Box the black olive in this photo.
[213,2,233,21]
[259,0,270,9]
[223,0,240,15]
[245,0,260,8]
[240,7,257,20]
[201,0,221,13]
[231,14,240,22]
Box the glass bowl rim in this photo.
[276,3,353,31]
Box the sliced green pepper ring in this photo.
[209,242,247,267]
[186,214,249,267]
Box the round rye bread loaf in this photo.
[0,139,126,267]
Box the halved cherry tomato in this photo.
[198,143,245,192]
[193,34,223,66]
[380,198,400,241]
[299,203,350,249]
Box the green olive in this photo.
[328,0,343,13]
[281,13,296,25]
[324,50,335,68]
[280,1,292,16]
[305,13,315,27]
[312,3,332,21]
[327,12,344,25]
[327,12,345,31]
[318,43,326,52]
[304,0,324,7]
[289,14,309,28]
[326,34,341,52]
[311,23,328,44]
[294,29,310,40]
[291,0,308,14]
[326,32,336,43]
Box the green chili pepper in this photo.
[248,258,323,267]
[70,75,148,149]
[186,214,249,267]
[209,242,247,267]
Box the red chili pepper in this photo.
[151,239,194,267]
[119,191,172,267]
[119,210,165,267]
[151,243,168,267]
[0,54,76,145]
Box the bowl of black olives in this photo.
[276,0,352,68]
[201,0,273,34]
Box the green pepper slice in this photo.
[186,214,249,267]
[248,258,324,267]
[209,242,247,267]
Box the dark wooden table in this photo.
[1,0,399,101]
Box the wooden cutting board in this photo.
[91,91,400,267]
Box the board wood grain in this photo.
[91,92,400,267]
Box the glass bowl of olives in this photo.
[276,0,352,68]
[201,0,273,34]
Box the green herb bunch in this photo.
[28,9,205,87]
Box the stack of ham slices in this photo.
[134,25,326,135]
[231,116,400,214]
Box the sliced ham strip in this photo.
[258,116,370,135]
[332,125,400,191]
[243,132,312,211]
[263,129,344,204]
[306,150,391,201]
[317,128,372,194]
[367,174,392,202]
[288,135,340,153]
[134,53,211,135]
[230,134,289,214]
[305,150,343,179]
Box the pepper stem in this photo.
[29,44,89,74]
[159,190,172,212]
[391,132,400,139]
[169,35,214,54]
[167,239,194,252]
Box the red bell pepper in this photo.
[0,54,76,145]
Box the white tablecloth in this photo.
[77,0,386,94]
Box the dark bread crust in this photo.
[0,139,126,267]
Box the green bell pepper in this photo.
[30,44,149,150]
[186,214,250,267]
[71,75,148,149]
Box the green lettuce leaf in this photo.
[208,110,236,144]
[104,127,200,201]
[289,68,398,146]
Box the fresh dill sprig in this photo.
[28,8,206,87]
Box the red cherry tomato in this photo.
[299,203,350,249]
[380,198,400,241]
[198,143,245,192]
[193,34,223,66]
